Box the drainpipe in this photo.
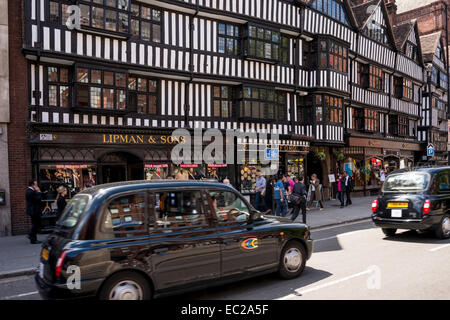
[34,0,42,123]
[185,0,199,129]
[291,4,305,134]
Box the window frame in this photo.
[245,24,281,63]
[204,188,251,227]
[48,0,131,36]
[45,65,71,108]
[75,66,129,111]
[97,189,149,237]
[239,86,281,121]
[318,39,348,74]
[127,75,159,115]
[217,22,240,56]
[130,2,162,43]
[148,188,212,234]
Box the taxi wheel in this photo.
[382,228,397,237]
[278,241,306,280]
[98,271,152,300]
[435,214,450,239]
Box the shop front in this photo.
[342,137,421,196]
[30,130,236,229]
[237,138,310,203]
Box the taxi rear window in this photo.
[382,172,430,192]
[56,195,90,228]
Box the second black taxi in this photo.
[372,166,450,239]
[35,180,313,300]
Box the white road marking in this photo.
[1,291,39,300]
[277,269,373,300]
[429,243,450,252]
[314,229,370,242]
[312,219,372,232]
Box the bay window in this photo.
[245,25,280,62]
[319,40,348,73]
[239,87,286,121]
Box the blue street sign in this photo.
[264,148,279,161]
[427,144,435,157]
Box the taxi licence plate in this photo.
[41,248,49,261]
[387,202,408,208]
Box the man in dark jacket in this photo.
[343,171,353,206]
[26,180,42,244]
[290,176,307,223]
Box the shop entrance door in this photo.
[98,152,143,184]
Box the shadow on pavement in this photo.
[168,267,333,300]
[312,221,374,253]
[381,229,450,244]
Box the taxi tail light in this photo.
[423,200,431,215]
[371,200,379,213]
[55,251,67,278]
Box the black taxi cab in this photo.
[35,180,313,300]
[372,167,450,239]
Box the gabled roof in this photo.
[392,21,414,49]
[351,0,379,28]
[392,20,424,65]
[420,31,444,63]
[349,0,397,49]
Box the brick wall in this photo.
[8,0,32,235]
[395,1,448,38]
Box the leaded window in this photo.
[76,67,128,110]
[50,0,130,34]
[310,0,349,25]
[213,86,233,118]
[128,76,158,114]
[319,40,348,73]
[240,87,286,120]
[47,66,70,107]
[218,23,240,56]
[246,25,280,61]
[130,3,162,43]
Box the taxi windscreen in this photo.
[382,172,430,192]
[56,194,90,228]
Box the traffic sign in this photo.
[427,144,435,157]
[264,148,279,161]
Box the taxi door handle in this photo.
[154,247,169,254]
[223,240,234,246]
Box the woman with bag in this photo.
[306,174,324,211]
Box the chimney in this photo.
[384,0,397,25]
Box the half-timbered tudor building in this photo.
[418,31,449,164]
[9,0,431,234]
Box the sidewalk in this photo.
[293,195,375,229]
[0,196,374,279]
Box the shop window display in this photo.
[39,165,96,195]
[144,164,168,180]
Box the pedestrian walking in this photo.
[26,180,42,244]
[344,171,353,206]
[56,186,68,219]
[254,170,267,212]
[306,174,324,211]
[274,175,287,217]
[337,173,345,208]
[263,176,275,214]
[290,176,307,223]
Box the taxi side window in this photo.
[209,190,250,223]
[150,191,208,233]
[437,172,450,192]
[102,192,150,237]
